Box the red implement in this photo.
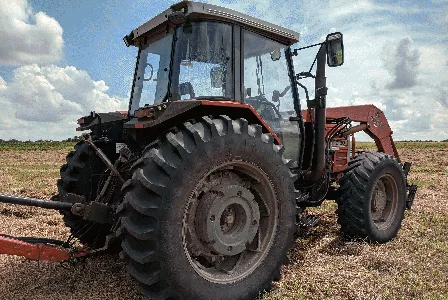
[0,235,85,261]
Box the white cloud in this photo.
[0,77,6,90]
[1,0,446,141]
[0,65,127,140]
[202,0,448,140]
[383,37,421,90]
[327,0,376,18]
[0,0,63,65]
[0,0,128,141]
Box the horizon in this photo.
[0,0,447,141]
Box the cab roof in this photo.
[124,1,300,47]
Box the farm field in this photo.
[0,141,446,299]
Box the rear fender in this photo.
[124,100,281,146]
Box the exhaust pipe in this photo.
[304,45,327,181]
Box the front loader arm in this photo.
[325,104,400,160]
[324,104,417,209]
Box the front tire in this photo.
[336,152,406,243]
[118,116,299,299]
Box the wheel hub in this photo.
[183,162,279,284]
[196,185,260,256]
[372,180,387,218]
[372,189,387,212]
[220,206,236,233]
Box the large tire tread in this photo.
[119,116,299,300]
[57,141,110,246]
[336,152,406,243]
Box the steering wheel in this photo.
[245,95,280,121]
[272,85,291,103]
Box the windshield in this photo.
[129,32,173,115]
[171,22,234,100]
[129,22,234,115]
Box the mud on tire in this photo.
[118,116,300,300]
[336,152,406,243]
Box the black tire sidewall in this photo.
[154,131,296,299]
[57,141,116,245]
[363,158,406,243]
[58,142,108,200]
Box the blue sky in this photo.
[0,0,447,141]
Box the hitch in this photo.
[0,193,98,262]
[0,234,87,262]
[0,192,115,262]
[0,193,74,211]
[0,192,114,261]
[0,193,114,224]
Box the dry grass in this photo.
[0,143,447,299]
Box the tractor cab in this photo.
[124,1,303,157]
[0,2,417,300]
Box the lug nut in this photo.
[237,191,242,196]
[252,220,257,225]
[210,215,215,221]
[227,246,232,251]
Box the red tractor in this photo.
[0,1,416,299]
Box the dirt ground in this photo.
[0,143,446,299]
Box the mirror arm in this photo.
[304,45,326,182]
[292,42,324,56]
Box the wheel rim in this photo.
[370,173,398,230]
[182,161,278,284]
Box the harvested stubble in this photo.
[0,143,446,300]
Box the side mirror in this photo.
[210,66,223,88]
[326,32,344,67]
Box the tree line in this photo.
[0,136,82,143]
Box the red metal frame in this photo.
[326,124,350,173]
[0,235,86,262]
[128,100,282,144]
[127,101,398,164]
[303,105,400,160]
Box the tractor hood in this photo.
[76,111,127,132]
[123,1,299,47]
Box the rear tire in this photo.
[336,152,406,243]
[118,116,299,300]
[57,141,112,246]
